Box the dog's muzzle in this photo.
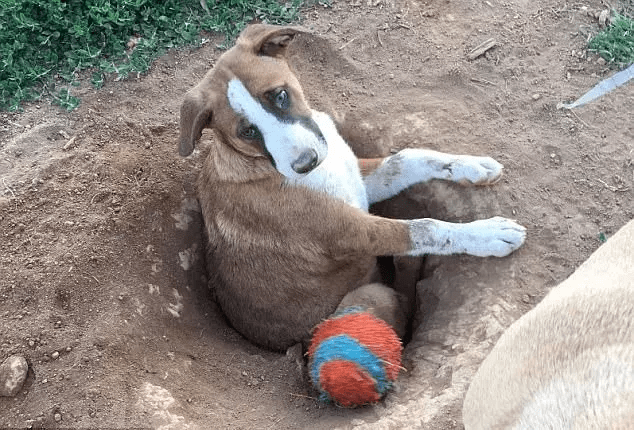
[291,148,320,174]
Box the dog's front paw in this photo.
[464,217,526,257]
[450,156,504,185]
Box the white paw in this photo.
[449,156,503,185]
[463,217,526,257]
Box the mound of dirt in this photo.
[1,0,633,428]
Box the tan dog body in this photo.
[180,25,526,350]
[463,219,634,429]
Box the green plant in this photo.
[53,88,81,111]
[589,13,634,67]
[0,0,304,111]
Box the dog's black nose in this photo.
[291,149,319,174]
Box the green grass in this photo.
[0,0,306,111]
[589,13,634,68]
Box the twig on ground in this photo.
[569,109,596,129]
[289,392,318,401]
[3,178,16,198]
[595,177,630,192]
[468,38,497,60]
[470,77,497,86]
[338,38,356,50]
[63,136,77,150]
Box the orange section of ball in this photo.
[319,360,381,407]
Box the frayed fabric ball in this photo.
[307,307,402,407]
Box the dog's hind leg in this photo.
[335,283,409,338]
[361,148,504,205]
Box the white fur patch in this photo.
[363,148,504,204]
[405,216,526,257]
[289,112,368,211]
[227,79,327,180]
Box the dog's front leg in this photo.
[404,216,525,257]
[361,148,504,204]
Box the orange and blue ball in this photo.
[307,307,403,407]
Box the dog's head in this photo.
[179,24,327,179]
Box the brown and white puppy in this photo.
[179,24,526,351]
[463,219,634,429]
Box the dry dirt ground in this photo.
[1,0,633,428]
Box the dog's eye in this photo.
[272,89,289,110]
[239,124,261,140]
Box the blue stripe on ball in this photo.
[310,334,390,394]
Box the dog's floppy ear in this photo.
[239,24,304,58]
[179,88,213,157]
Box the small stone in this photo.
[597,57,606,66]
[598,9,610,26]
[532,93,541,100]
[51,351,60,360]
[65,347,72,353]
[54,413,62,422]
[0,355,29,397]
[451,343,465,353]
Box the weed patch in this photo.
[0,0,305,111]
[589,13,634,67]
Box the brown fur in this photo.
[197,158,412,349]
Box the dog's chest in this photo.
[288,116,369,212]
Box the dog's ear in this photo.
[239,24,304,58]
[179,88,213,156]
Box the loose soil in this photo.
[1,0,633,428]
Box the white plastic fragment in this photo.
[558,63,634,109]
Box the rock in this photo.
[598,9,610,26]
[0,355,29,397]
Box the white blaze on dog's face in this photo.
[226,78,327,179]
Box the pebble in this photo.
[54,413,62,422]
[0,355,29,397]
[532,93,541,100]
[51,351,60,360]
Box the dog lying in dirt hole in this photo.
[178,24,526,351]
[463,219,634,428]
